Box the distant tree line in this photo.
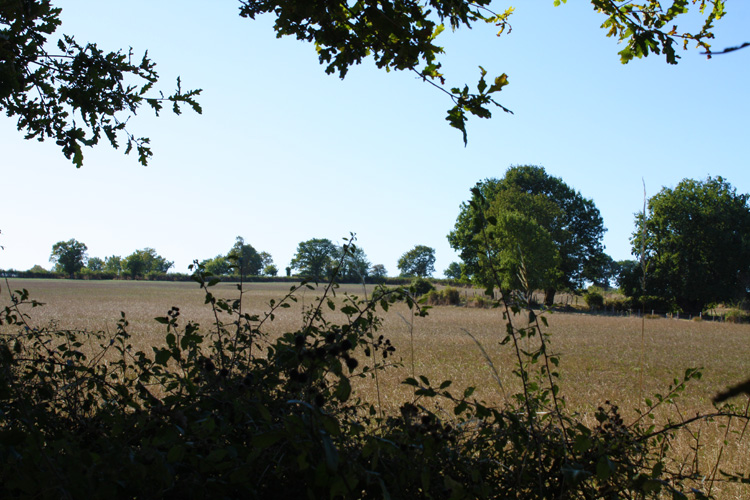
[7,170,749,312]
[4,236,436,285]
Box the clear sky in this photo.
[2,1,749,278]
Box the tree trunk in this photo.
[544,288,556,307]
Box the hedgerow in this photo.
[1,241,748,499]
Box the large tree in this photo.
[123,248,173,278]
[397,245,436,277]
[336,245,372,283]
[1,1,726,165]
[49,238,87,276]
[448,165,606,304]
[228,236,263,277]
[631,176,750,313]
[290,238,338,281]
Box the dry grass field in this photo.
[3,278,749,498]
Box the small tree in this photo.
[200,255,231,276]
[397,245,436,277]
[49,239,88,277]
[87,257,104,272]
[259,252,274,270]
[371,264,388,283]
[263,264,278,277]
[27,265,50,274]
[104,256,123,275]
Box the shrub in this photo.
[444,286,460,305]
[424,286,461,306]
[467,294,490,308]
[604,295,633,312]
[27,264,50,274]
[409,276,434,296]
[724,308,749,323]
[583,287,604,310]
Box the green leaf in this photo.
[167,444,185,463]
[596,456,614,480]
[573,434,592,453]
[206,448,228,462]
[253,431,283,449]
[487,73,509,93]
[321,431,339,471]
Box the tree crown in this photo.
[397,245,436,277]
[631,176,750,312]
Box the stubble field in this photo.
[2,279,749,498]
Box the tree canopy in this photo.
[49,238,87,276]
[630,176,750,313]
[123,248,173,278]
[1,1,726,165]
[0,0,201,167]
[86,256,104,272]
[370,264,388,283]
[289,238,373,283]
[200,255,232,276]
[443,262,464,281]
[103,255,122,275]
[228,237,263,277]
[290,238,338,281]
[337,245,372,283]
[448,165,606,303]
[397,245,436,277]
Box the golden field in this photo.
[2,278,749,498]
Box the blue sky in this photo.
[2,1,749,278]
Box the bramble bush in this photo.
[1,240,748,498]
[408,276,435,296]
[424,286,461,306]
[583,286,605,310]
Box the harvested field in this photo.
[3,279,749,498]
